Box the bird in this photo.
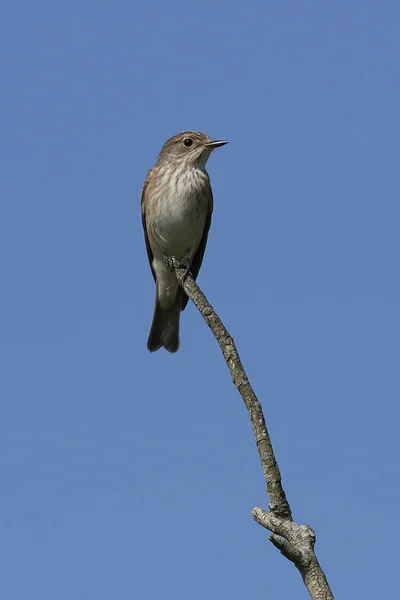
[141,131,227,353]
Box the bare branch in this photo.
[168,258,335,600]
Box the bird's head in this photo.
[158,131,228,170]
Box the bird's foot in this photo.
[163,254,175,274]
[162,254,177,273]
[162,254,192,282]
[181,264,192,282]
[181,251,193,281]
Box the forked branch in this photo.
[168,258,334,600]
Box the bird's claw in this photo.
[162,254,192,281]
[162,254,177,273]
[181,263,192,281]
[181,250,193,281]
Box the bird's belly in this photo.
[151,194,207,260]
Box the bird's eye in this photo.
[183,138,193,147]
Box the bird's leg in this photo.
[162,254,177,274]
[162,252,192,283]
[181,250,192,281]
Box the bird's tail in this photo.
[147,288,183,353]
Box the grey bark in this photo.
[168,258,334,600]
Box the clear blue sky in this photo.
[1,1,398,598]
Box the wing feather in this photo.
[141,169,156,282]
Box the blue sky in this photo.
[1,1,399,598]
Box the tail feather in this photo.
[147,289,182,353]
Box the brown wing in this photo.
[181,186,213,311]
[141,169,156,282]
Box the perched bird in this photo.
[141,131,227,353]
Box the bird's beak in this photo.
[205,140,228,149]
